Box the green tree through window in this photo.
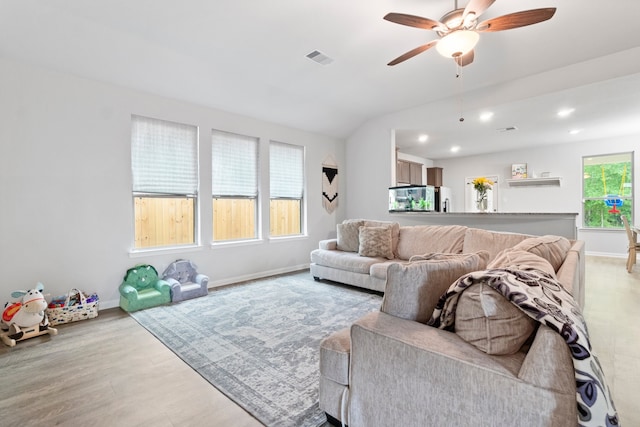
[583,152,633,228]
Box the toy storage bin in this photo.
[46,289,99,326]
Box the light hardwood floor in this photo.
[1,257,638,426]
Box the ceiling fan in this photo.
[384,0,556,66]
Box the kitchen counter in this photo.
[388,211,579,239]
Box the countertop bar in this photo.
[388,212,579,239]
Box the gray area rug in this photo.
[130,271,382,427]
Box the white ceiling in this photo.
[2,0,639,159]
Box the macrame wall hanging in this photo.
[322,156,338,214]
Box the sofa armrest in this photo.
[319,239,337,250]
[518,324,575,394]
[153,279,171,294]
[556,240,585,309]
[351,311,519,376]
[119,284,138,298]
[164,277,180,290]
[348,311,576,427]
[195,273,209,288]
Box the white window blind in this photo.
[212,130,258,197]
[131,115,198,195]
[270,141,304,198]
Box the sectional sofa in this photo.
[313,219,589,427]
[310,219,584,307]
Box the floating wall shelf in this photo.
[506,177,562,187]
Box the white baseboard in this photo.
[585,252,627,259]
[207,264,310,288]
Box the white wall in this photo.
[435,137,639,256]
[0,58,344,308]
[345,99,638,258]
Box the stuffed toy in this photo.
[1,282,57,347]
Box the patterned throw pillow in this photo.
[358,226,394,259]
[336,221,363,252]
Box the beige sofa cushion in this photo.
[369,260,398,281]
[336,220,363,252]
[462,228,532,260]
[488,249,556,276]
[381,251,490,323]
[319,327,351,385]
[455,282,537,355]
[512,235,571,272]
[396,225,467,260]
[310,249,382,274]
[358,226,394,259]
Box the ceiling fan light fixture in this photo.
[436,30,479,58]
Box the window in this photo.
[583,152,633,228]
[212,130,259,241]
[269,141,304,237]
[131,115,198,249]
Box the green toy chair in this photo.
[119,264,171,312]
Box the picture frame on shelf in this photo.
[511,163,527,179]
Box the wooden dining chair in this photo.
[621,216,640,273]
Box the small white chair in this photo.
[621,216,640,273]
[162,259,209,302]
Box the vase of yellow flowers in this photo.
[472,177,494,212]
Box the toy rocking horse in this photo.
[1,283,58,347]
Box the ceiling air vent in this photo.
[306,50,333,65]
[497,126,518,132]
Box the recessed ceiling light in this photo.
[418,134,429,143]
[479,112,494,122]
[557,108,575,118]
[450,146,460,153]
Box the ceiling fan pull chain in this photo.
[457,62,465,122]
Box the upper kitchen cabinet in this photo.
[397,160,423,185]
[427,167,443,187]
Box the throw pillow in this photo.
[358,226,394,259]
[455,282,537,355]
[364,220,400,257]
[512,235,571,272]
[396,225,468,260]
[462,228,532,260]
[487,249,556,277]
[336,221,363,252]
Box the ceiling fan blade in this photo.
[463,0,495,20]
[455,50,475,67]
[387,41,438,66]
[384,13,446,31]
[476,8,556,32]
